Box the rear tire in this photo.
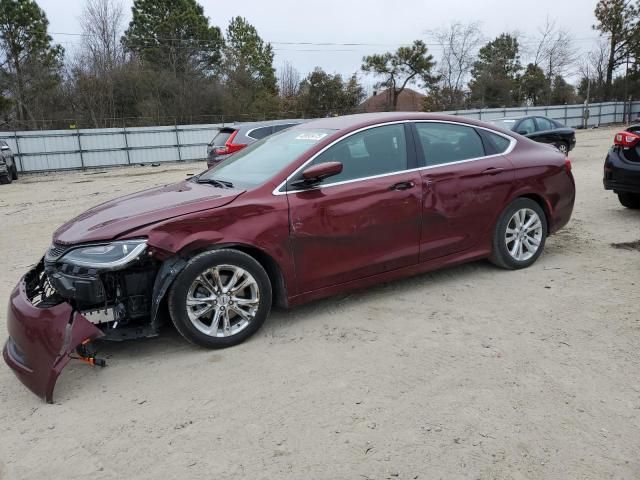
[556,142,569,156]
[618,193,640,209]
[168,249,272,348]
[490,198,548,270]
[11,165,18,180]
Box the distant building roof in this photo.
[358,88,426,113]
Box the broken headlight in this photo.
[60,239,147,269]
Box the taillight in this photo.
[214,130,247,156]
[614,131,640,148]
[564,158,572,172]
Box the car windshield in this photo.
[489,119,518,131]
[198,128,335,188]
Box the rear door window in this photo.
[247,126,274,140]
[415,123,486,166]
[481,131,512,154]
[535,117,554,131]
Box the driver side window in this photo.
[311,124,407,184]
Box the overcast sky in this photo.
[39,0,602,91]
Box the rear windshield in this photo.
[211,128,235,146]
[199,128,335,188]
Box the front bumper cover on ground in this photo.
[3,274,103,403]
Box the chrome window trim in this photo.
[272,119,517,196]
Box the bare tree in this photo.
[577,39,610,102]
[531,18,577,78]
[78,0,125,73]
[528,17,577,103]
[278,61,300,98]
[428,22,483,109]
[72,0,126,126]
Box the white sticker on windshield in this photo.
[295,132,328,141]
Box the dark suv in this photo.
[206,119,304,167]
[603,124,640,208]
[0,140,18,184]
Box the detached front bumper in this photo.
[3,266,103,403]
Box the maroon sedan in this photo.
[3,113,575,402]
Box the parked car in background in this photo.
[603,124,640,208]
[0,140,18,184]
[207,119,304,167]
[489,116,576,155]
[4,112,576,402]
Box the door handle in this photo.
[389,181,415,191]
[481,167,504,175]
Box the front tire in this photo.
[11,165,18,180]
[490,198,548,269]
[168,249,272,348]
[618,193,640,209]
[0,172,11,184]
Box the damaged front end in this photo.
[3,240,185,403]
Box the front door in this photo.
[287,123,422,293]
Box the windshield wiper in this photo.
[196,178,234,189]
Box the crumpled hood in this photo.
[54,180,244,244]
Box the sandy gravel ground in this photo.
[0,127,639,480]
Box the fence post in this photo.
[479,109,482,120]
[598,104,602,126]
[614,102,618,123]
[564,105,568,125]
[174,120,183,162]
[75,123,85,170]
[13,130,23,172]
[123,123,131,165]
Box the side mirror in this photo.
[0,145,9,151]
[516,130,529,136]
[291,161,343,188]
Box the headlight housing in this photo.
[60,239,148,268]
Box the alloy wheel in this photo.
[505,208,543,261]
[186,264,260,337]
[557,143,568,155]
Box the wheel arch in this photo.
[516,193,551,234]
[178,242,289,309]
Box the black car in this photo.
[489,116,576,155]
[603,124,640,209]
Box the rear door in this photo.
[413,122,515,261]
[533,117,561,145]
[286,123,422,292]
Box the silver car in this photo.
[0,140,18,184]
[206,119,305,168]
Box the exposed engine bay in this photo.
[27,240,177,342]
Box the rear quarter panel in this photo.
[505,139,575,234]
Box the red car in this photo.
[4,113,575,402]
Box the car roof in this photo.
[222,119,307,130]
[288,112,513,133]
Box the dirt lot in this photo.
[0,126,639,480]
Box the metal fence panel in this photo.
[0,104,638,173]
